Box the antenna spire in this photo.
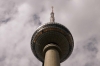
[50,6,55,22]
[52,6,53,12]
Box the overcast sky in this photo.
[0,0,100,66]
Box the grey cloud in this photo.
[33,14,41,25]
[0,0,100,66]
[0,53,6,62]
[85,60,100,66]
[84,37,98,54]
[0,17,11,23]
[32,14,41,25]
[64,36,99,66]
[0,0,16,23]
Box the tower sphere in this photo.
[31,22,74,63]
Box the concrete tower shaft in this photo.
[43,44,60,66]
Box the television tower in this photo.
[31,7,74,66]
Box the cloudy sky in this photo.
[0,0,100,66]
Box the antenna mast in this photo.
[50,6,55,22]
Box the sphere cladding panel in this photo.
[31,23,74,63]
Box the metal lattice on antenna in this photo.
[50,6,55,22]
